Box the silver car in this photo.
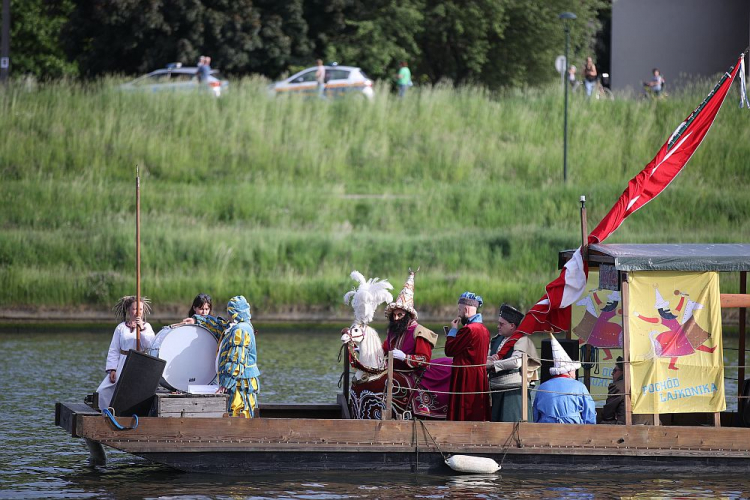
[268,65,374,99]
[119,63,229,97]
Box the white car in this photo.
[119,63,229,97]
[268,65,374,99]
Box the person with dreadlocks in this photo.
[191,295,260,418]
[96,296,155,412]
[382,269,452,418]
[445,291,491,421]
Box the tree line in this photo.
[6,0,607,88]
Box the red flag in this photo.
[516,54,743,336]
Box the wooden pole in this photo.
[580,195,591,386]
[384,351,394,420]
[739,272,747,416]
[521,353,528,422]
[621,273,632,426]
[135,166,141,351]
[343,346,350,405]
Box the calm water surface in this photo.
[1,324,749,499]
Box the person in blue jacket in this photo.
[192,295,260,418]
[533,334,596,424]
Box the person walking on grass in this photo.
[396,61,412,98]
[316,59,326,99]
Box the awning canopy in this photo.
[558,244,750,272]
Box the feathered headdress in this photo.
[343,271,393,325]
[113,295,152,322]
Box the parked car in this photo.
[119,63,229,97]
[267,65,374,100]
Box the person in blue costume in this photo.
[189,296,260,418]
[533,333,596,424]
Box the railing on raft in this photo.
[343,346,750,426]
[377,351,532,421]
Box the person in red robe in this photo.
[445,291,491,421]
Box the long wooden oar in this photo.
[135,166,142,351]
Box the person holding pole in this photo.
[96,296,155,411]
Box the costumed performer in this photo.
[191,295,260,418]
[533,334,596,424]
[486,304,540,422]
[383,269,452,418]
[445,291,491,421]
[96,296,155,411]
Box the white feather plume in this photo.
[343,270,393,325]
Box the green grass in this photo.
[2,77,749,316]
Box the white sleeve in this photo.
[492,350,523,372]
[105,325,122,371]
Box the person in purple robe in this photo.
[383,269,452,418]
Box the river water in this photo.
[1,324,749,499]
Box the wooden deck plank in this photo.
[74,416,750,458]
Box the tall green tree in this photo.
[324,0,424,80]
[481,0,606,88]
[63,0,263,76]
[246,0,313,77]
[2,0,77,78]
[417,0,508,85]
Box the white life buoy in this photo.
[445,455,501,474]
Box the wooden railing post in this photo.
[621,273,633,426]
[521,353,529,422]
[739,272,747,417]
[343,346,350,405]
[384,351,394,420]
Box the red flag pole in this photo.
[135,166,141,352]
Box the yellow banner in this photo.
[628,271,724,414]
[570,269,623,404]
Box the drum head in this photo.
[151,324,218,392]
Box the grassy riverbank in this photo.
[2,78,749,318]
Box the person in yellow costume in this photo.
[191,295,260,417]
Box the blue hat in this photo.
[227,295,252,322]
[458,292,483,308]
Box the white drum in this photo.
[149,324,218,392]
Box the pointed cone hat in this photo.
[654,288,670,309]
[385,269,418,320]
[549,333,581,376]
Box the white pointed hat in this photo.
[549,333,581,376]
[654,288,670,309]
[384,269,418,320]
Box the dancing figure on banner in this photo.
[340,270,451,419]
[574,290,623,361]
[633,288,715,370]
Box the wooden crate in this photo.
[155,393,229,418]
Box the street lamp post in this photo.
[559,11,576,182]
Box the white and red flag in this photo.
[515,53,744,336]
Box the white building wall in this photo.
[611,0,749,92]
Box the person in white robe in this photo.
[96,296,155,411]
